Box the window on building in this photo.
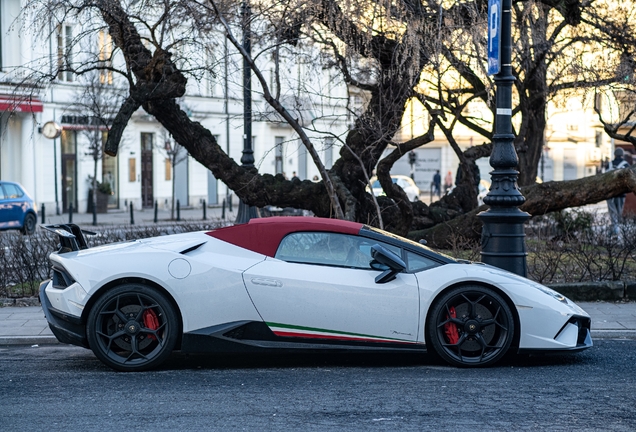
[129,158,136,182]
[57,24,74,82]
[275,136,284,174]
[324,137,334,168]
[98,30,113,85]
[165,158,172,181]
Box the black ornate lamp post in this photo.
[478,0,530,276]
[235,1,259,224]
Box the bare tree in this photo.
[19,0,636,245]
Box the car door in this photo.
[1,184,25,227]
[0,184,20,228]
[243,232,420,345]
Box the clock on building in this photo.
[42,121,62,139]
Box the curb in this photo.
[547,281,633,302]
[0,297,41,307]
[590,330,636,340]
[0,335,59,346]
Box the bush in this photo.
[0,220,227,298]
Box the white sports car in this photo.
[40,217,592,372]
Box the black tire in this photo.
[427,285,514,367]
[86,284,180,372]
[21,213,36,235]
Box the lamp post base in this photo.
[235,200,260,224]
[478,207,530,277]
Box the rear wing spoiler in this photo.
[41,224,96,253]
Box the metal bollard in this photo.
[129,202,134,225]
[202,199,206,220]
[222,199,226,219]
[177,200,181,221]
[41,203,45,224]
[154,201,158,223]
[68,203,73,223]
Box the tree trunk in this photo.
[412,165,636,248]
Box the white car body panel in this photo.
[414,263,589,349]
[46,232,265,332]
[243,257,420,343]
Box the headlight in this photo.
[532,283,568,304]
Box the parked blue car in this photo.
[0,181,37,235]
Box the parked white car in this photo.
[40,217,591,371]
[369,175,421,201]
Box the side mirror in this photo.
[371,244,406,283]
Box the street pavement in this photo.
[1,202,635,345]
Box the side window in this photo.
[275,232,400,270]
[3,184,22,199]
[406,251,438,273]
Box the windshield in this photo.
[364,225,457,261]
[372,178,398,188]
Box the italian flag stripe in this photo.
[267,322,416,344]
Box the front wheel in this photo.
[427,285,515,367]
[86,284,179,372]
[21,213,36,235]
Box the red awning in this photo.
[0,95,43,113]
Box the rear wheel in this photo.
[427,285,514,367]
[21,213,36,235]
[86,284,179,372]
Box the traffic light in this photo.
[408,151,417,165]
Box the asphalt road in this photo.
[1,341,635,431]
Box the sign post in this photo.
[487,0,502,75]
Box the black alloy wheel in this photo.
[86,284,179,372]
[21,213,36,235]
[427,285,515,367]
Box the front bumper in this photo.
[519,314,592,354]
[39,281,88,348]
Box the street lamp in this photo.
[235,0,259,224]
[478,0,530,276]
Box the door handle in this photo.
[250,278,283,287]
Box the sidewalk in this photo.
[1,302,634,346]
[39,203,234,227]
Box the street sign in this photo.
[487,0,502,75]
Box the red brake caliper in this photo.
[143,309,160,340]
[444,306,460,345]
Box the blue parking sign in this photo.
[487,0,502,75]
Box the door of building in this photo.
[141,133,154,208]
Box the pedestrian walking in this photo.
[432,170,441,197]
[606,147,630,234]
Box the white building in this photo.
[0,1,350,215]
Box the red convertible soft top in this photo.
[207,217,363,257]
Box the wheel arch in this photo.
[424,281,521,351]
[81,277,185,349]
